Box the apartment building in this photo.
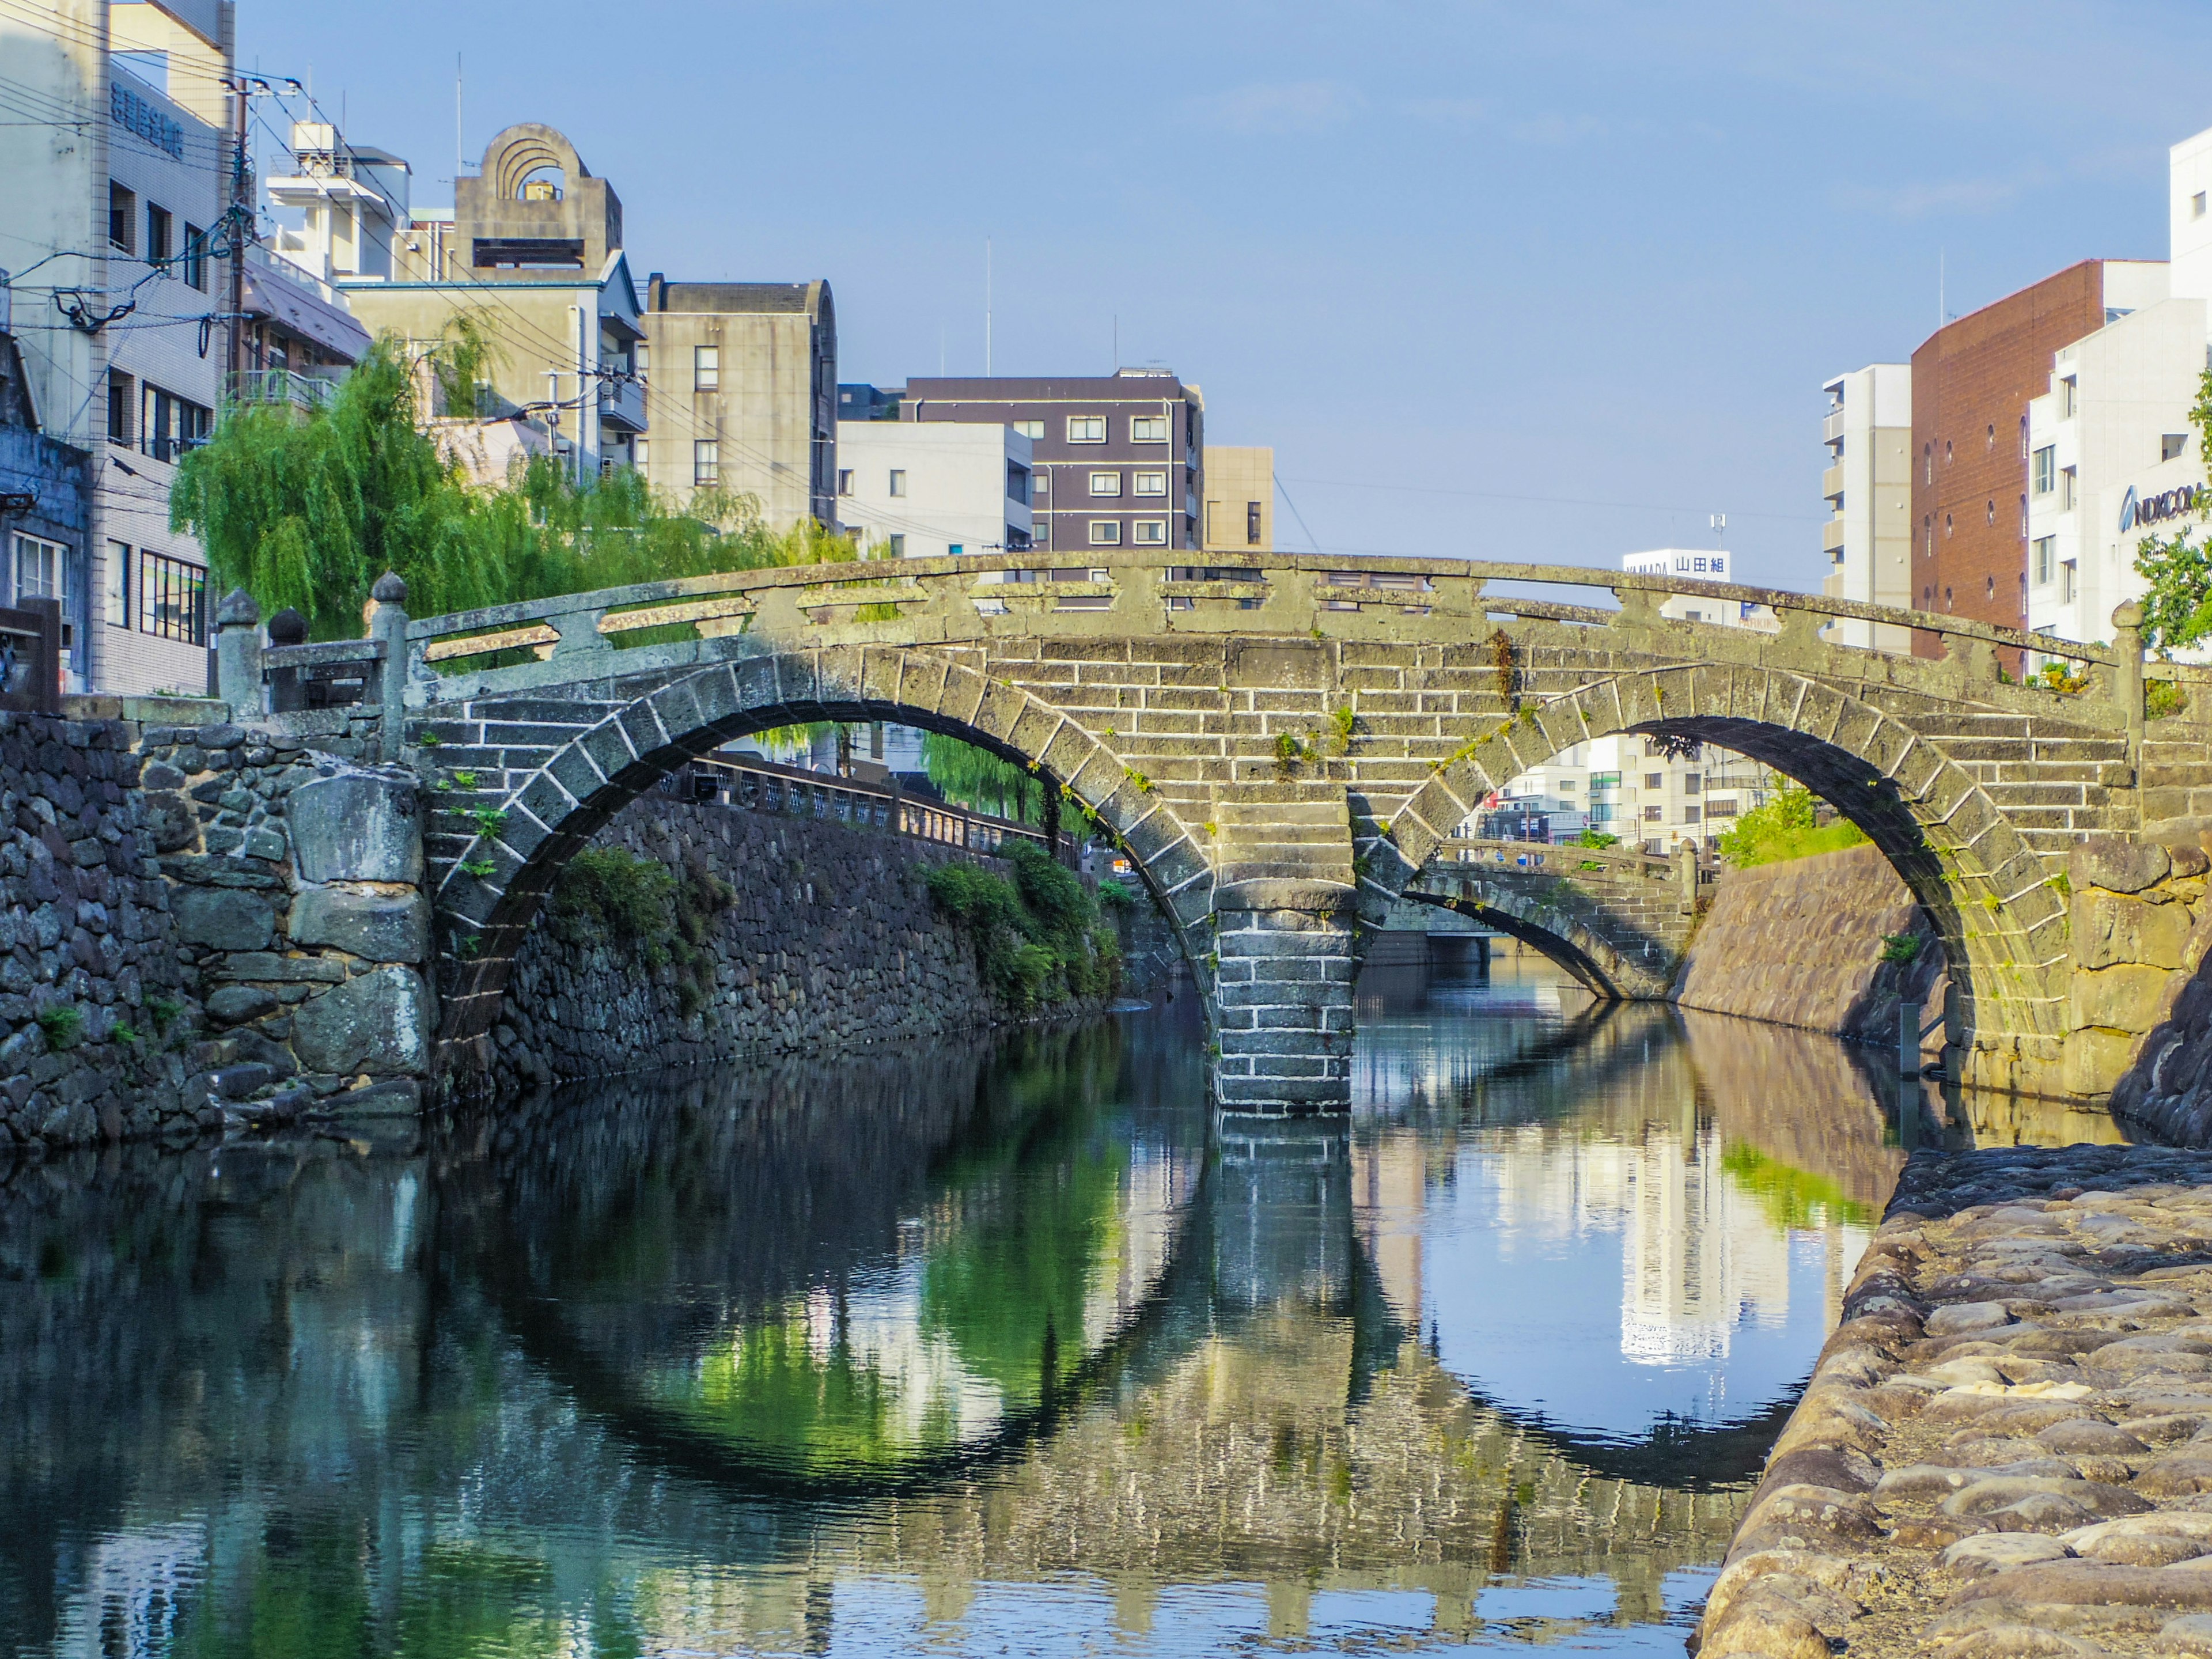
[1910,259,2163,657]
[1202,445,1272,554]
[1818,364,1913,652]
[900,372,1204,555]
[641,278,836,527]
[835,419,1032,558]
[336,123,647,480]
[1487,737,1778,856]
[2024,127,2212,653]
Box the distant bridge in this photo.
[224,550,2212,1110]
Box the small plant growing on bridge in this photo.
[452,770,479,790]
[1123,766,1154,794]
[1488,629,1517,704]
[2047,872,2071,897]
[416,730,441,747]
[35,1006,81,1050]
[1326,703,1357,755]
[455,935,482,959]
[146,994,182,1035]
[468,807,507,838]
[109,1021,139,1046]
[461,858,497,880]
[2036,662,2090,695]
[1878,932,1922,964]
[2149,679,2190,721]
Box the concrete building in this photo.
[835,420,1032,559]
[1488,736,1778,856]
[1818,365,1914,653]
[1202,445,1272,554]
[641,278,836,527]
[900,373,1204,555]
[1,0,238,695]
[1910,259,2164,657]
[336,124,647,481]
[2023,127,2212,654]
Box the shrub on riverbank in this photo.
[1717,783,1868,868]
[550,846,733,1016]
[926,844,1121,1013]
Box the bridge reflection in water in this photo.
[0,969,2100,1657]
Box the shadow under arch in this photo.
[430,645,1209,1051]
[1399,890,1637,999]
[1378,671,2074,1062]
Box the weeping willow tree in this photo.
[171,327,857,639]
[921,733,1044,825]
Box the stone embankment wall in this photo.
[0,714,193,1151]
[1694,1143,2212,1659]
[1672,843,1946,1047]
[475,793,1109,1096]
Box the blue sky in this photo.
[239,2,2212,593]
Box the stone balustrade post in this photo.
[2112,600,2145,777]
[369,571,408,763]
[1676,838,1698,911]
[266,607,307,712]
[214,587,263,717]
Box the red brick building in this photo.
[1909,262,2116,657]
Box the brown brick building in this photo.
[1908,262,2144,656]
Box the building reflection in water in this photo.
[0,957,2109,1658]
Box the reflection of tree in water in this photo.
[0,1001,1938,1657]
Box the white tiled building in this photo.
[834,420,1033,558]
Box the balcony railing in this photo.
[228,369,340,414]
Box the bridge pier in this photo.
[1210,898,1358,1115]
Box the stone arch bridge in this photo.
[229,551,2212,1112]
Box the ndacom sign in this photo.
[2120,483,2204,532]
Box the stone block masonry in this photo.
[0,714,194,1150]
[1694,1145,2212,1659]
[475,791,1107,1097]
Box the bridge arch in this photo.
[1377,662,2071,1069]
[427,643,1210,1055]
[1400,885,1669,1000]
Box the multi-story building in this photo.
[900,372,1204,555]
[1619,548,1778,630]
[1487,737,1778,855]
[335,123,647,481]
[2023,127,2212,652]
[1818,364,1913,652]
[1201,445,1272,554]
[640,278,836,527]
[834,419,1031,558]
[1909,258,2164,657]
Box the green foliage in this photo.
[2036,661,2089,695]
[146,993,183,1035]
[1095,877,1139,911]
[1716,783,1869,868]
[450,770,478,789]
[921,732,1041,824]
[2149,679,2190,721]
[35,1006,81,1049]
[1878,931,1922,964]
[109,1021,140,1045]
[461,859,497,880]
[172,331,854,642]
[925,842,1120,1012]
[1326,703,1357,754]
[1721,1141,1871,1229]
[1572,828,1619,849]
[549,846,732,1017]
[468,807,508,838]
[415,729,441,747]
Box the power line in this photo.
[1278,473,1825,525]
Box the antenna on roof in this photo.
[1710,513,1726,546]
[455,55,463,190]
[984,236,992,376]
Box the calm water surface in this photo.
[0,959,2115,1658]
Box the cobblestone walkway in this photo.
[1698,1146,2212,1659]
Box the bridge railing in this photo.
[675,751,1063,861]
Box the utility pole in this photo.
[226,74,249,384]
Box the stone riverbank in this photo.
[1696,1143,2212,1659]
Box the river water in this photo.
[0,959,2119,1658]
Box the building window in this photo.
[2060,465,2076,510]
[1130,414,1168,443]
[1986,423,1995,450]
[1923,443,1931,483]
[836,468,853,496]
[633,344,649,382]
[105,370,134,445]
[14,533,65,609]
[1033,470,1048,494]
[145,203,172,268]
[1986,498,1994,524]
[2033,536,2055,585]
[1683,805,1701,824]
[1945,439,1953,464]
[1067,416,1105,443]
[141,387,210,461]
[2020,415,2029,457]
[2020,494,2028,537]
[1684,774,1701,794]
[1089,471,1120,497]
[1247,502,1262,544]
[634,438,649,470]
[2165,433,2191,463]
[947,543,963,557]
[2061,560,2077,603]
[1986,574,1995,600]
[888,533,906,556]
[1006,462,1029,503]
[104,540,129,627]
[692,441,719,486]
[1133,469,1166,497]
[2061,377,2077,418]
[2196,192,2208,220]
[1133,520,1166,544]
[1944,513,1952,537]
[1013,419,1044,440]
[1644,772,1663,790]
[181,222,206,289]
[1643,805,1664,823]
[1707,798,1738,818]
[2032,445,2056,495]
[888,468,907,497]
[1088,520,1122,545]
[108,181,134,252]
[139,550,205,645]
[693,346,719,391]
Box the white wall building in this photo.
[835,421,1032,558]
[2024,124,2212,654]
[1486,736,1778,855]
[1620,548,1779,630]
[1818,364,1913,652]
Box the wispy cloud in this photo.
[1834,167,2056,220]
[1403,96,1487,131]
[1185,80,1361,135]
